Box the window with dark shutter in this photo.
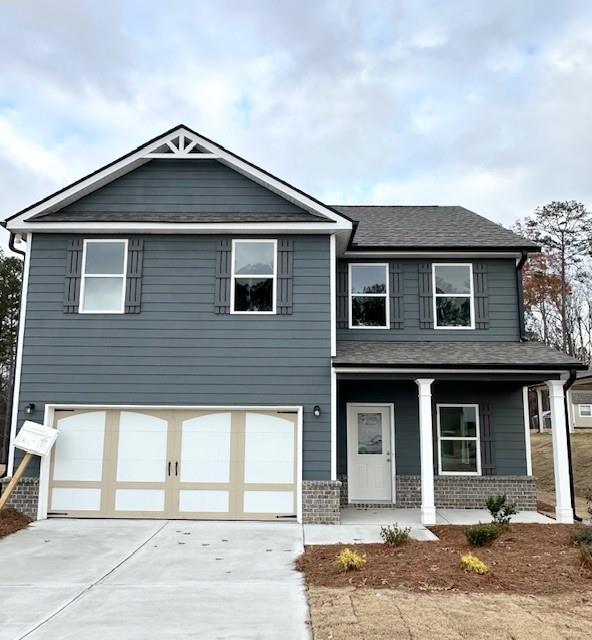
[418,263,433,329]
[480,403,496,475]
[214,238,232,314]
[64,238,83,313]
[336,262,348,328]
[276,238,294,315]
[473,263,489,329]
[125,238,144,313]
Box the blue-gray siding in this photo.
[338,259,519,341]
[337,380,527,476]
[17,233,332,478]
[53,159,309,214]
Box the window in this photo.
[433,263,474,329]
[80,240,127,313]
[349,263,389,328]
[437,404,481,475]
[580,404,592,418]
[231,239,276,313]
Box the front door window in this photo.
[357,412,383,454]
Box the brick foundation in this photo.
[302,480,342,523]
[0,476,39,520]
[340,474,537,511]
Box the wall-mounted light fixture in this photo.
[313,405,321,417]
[25,403,36,415]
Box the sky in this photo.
[1,0,592,250]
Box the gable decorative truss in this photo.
[4,124,354,240]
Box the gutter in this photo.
[516,250,528,342]
[8,232,26,257]
[564,369,581,522]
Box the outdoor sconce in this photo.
[25,403,36,415]
[313,405,321,417]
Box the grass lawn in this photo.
[299,524,592,639]
[531,431,592,519]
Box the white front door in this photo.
[347,404,393,502]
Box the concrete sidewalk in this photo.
[0,519,311,640]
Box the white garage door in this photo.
[48,408,298,520]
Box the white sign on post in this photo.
[13,420,58,457]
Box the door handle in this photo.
[175,461,178,476]
[168,461,171,476]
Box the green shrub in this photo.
[465,523,502,547]
[486,494,517,525]
[380,523,411,546]
[580,545,592,571]
[459,553,488,574]
[336,548,366,572]
[571,527,592,547]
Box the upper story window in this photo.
[231,239,277,314]
[80,239,127,314]
[437,404,481,475]
[433,263,474,329]
[580,404,592,418]
[349,263,389,328]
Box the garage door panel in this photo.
[51,487,102,511]
[178,490,230,513]
[180,413,231,483]
[116,412,168,482]
[53,411,106,482]
[243,491,294,514]
[115,489,166,512]
[244,413,295,484]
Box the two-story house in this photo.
[1,125,585,526]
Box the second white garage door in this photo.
[47,408,298,520]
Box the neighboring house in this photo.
[1,125,586,526]
[532,368,592,431]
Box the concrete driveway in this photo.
[0,519,310,640]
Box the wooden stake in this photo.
[0,452,33,511]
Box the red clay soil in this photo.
[297,524,592,595]
[0,507,31,539]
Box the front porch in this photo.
[303,505,554,544]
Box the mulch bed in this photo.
[0,507,31,539]
[297,524,592,595]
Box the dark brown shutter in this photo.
[480,403,496,476]
[389,263,404,329]
[473,263,489,329]
[64,238,83,313]
[276,238,294,315]
[125,238,144,314]
[418,263,433,329]
[214,238,232,314]
[336,262,348,328]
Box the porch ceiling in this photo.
[333,341,586,371]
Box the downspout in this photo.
[564,369,581,522]
[8,231,26,257]
[516,250,528,342]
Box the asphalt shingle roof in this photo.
[333,205,539,250]
[334,341,585,370]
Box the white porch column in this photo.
[547,380,573,524]
[566,389,575,433]
[536,388,544,432]
[416,378,436,525]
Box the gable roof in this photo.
[4,124,353,232]
[334,205,539,252]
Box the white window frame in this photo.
[579,404,592,418]
[79,239,128,314]
[230,239,277,315]
[432,263,475,330]
[348,263,390,329]
[437,403,481,476]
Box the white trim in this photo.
[7,233,32,477]
[348,263,389,329]
[7,126,353,230]
[432,263,475,330]
[415,378,436,525]
[344,250,530,259]
[333,367,569,375]
[79,239,128,314]
[536,387,545,432]
[578,404,592,417]
[547,380,573,523]
[330,234,336,357]
[38,403,304,523]
[346,403,395,504]
[522,386,533,475]
[436,403,481,476]
[330,368,337,480]
[230,239,277,314]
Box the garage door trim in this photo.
[38,404,303,522]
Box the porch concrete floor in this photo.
[302,507,555,545]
